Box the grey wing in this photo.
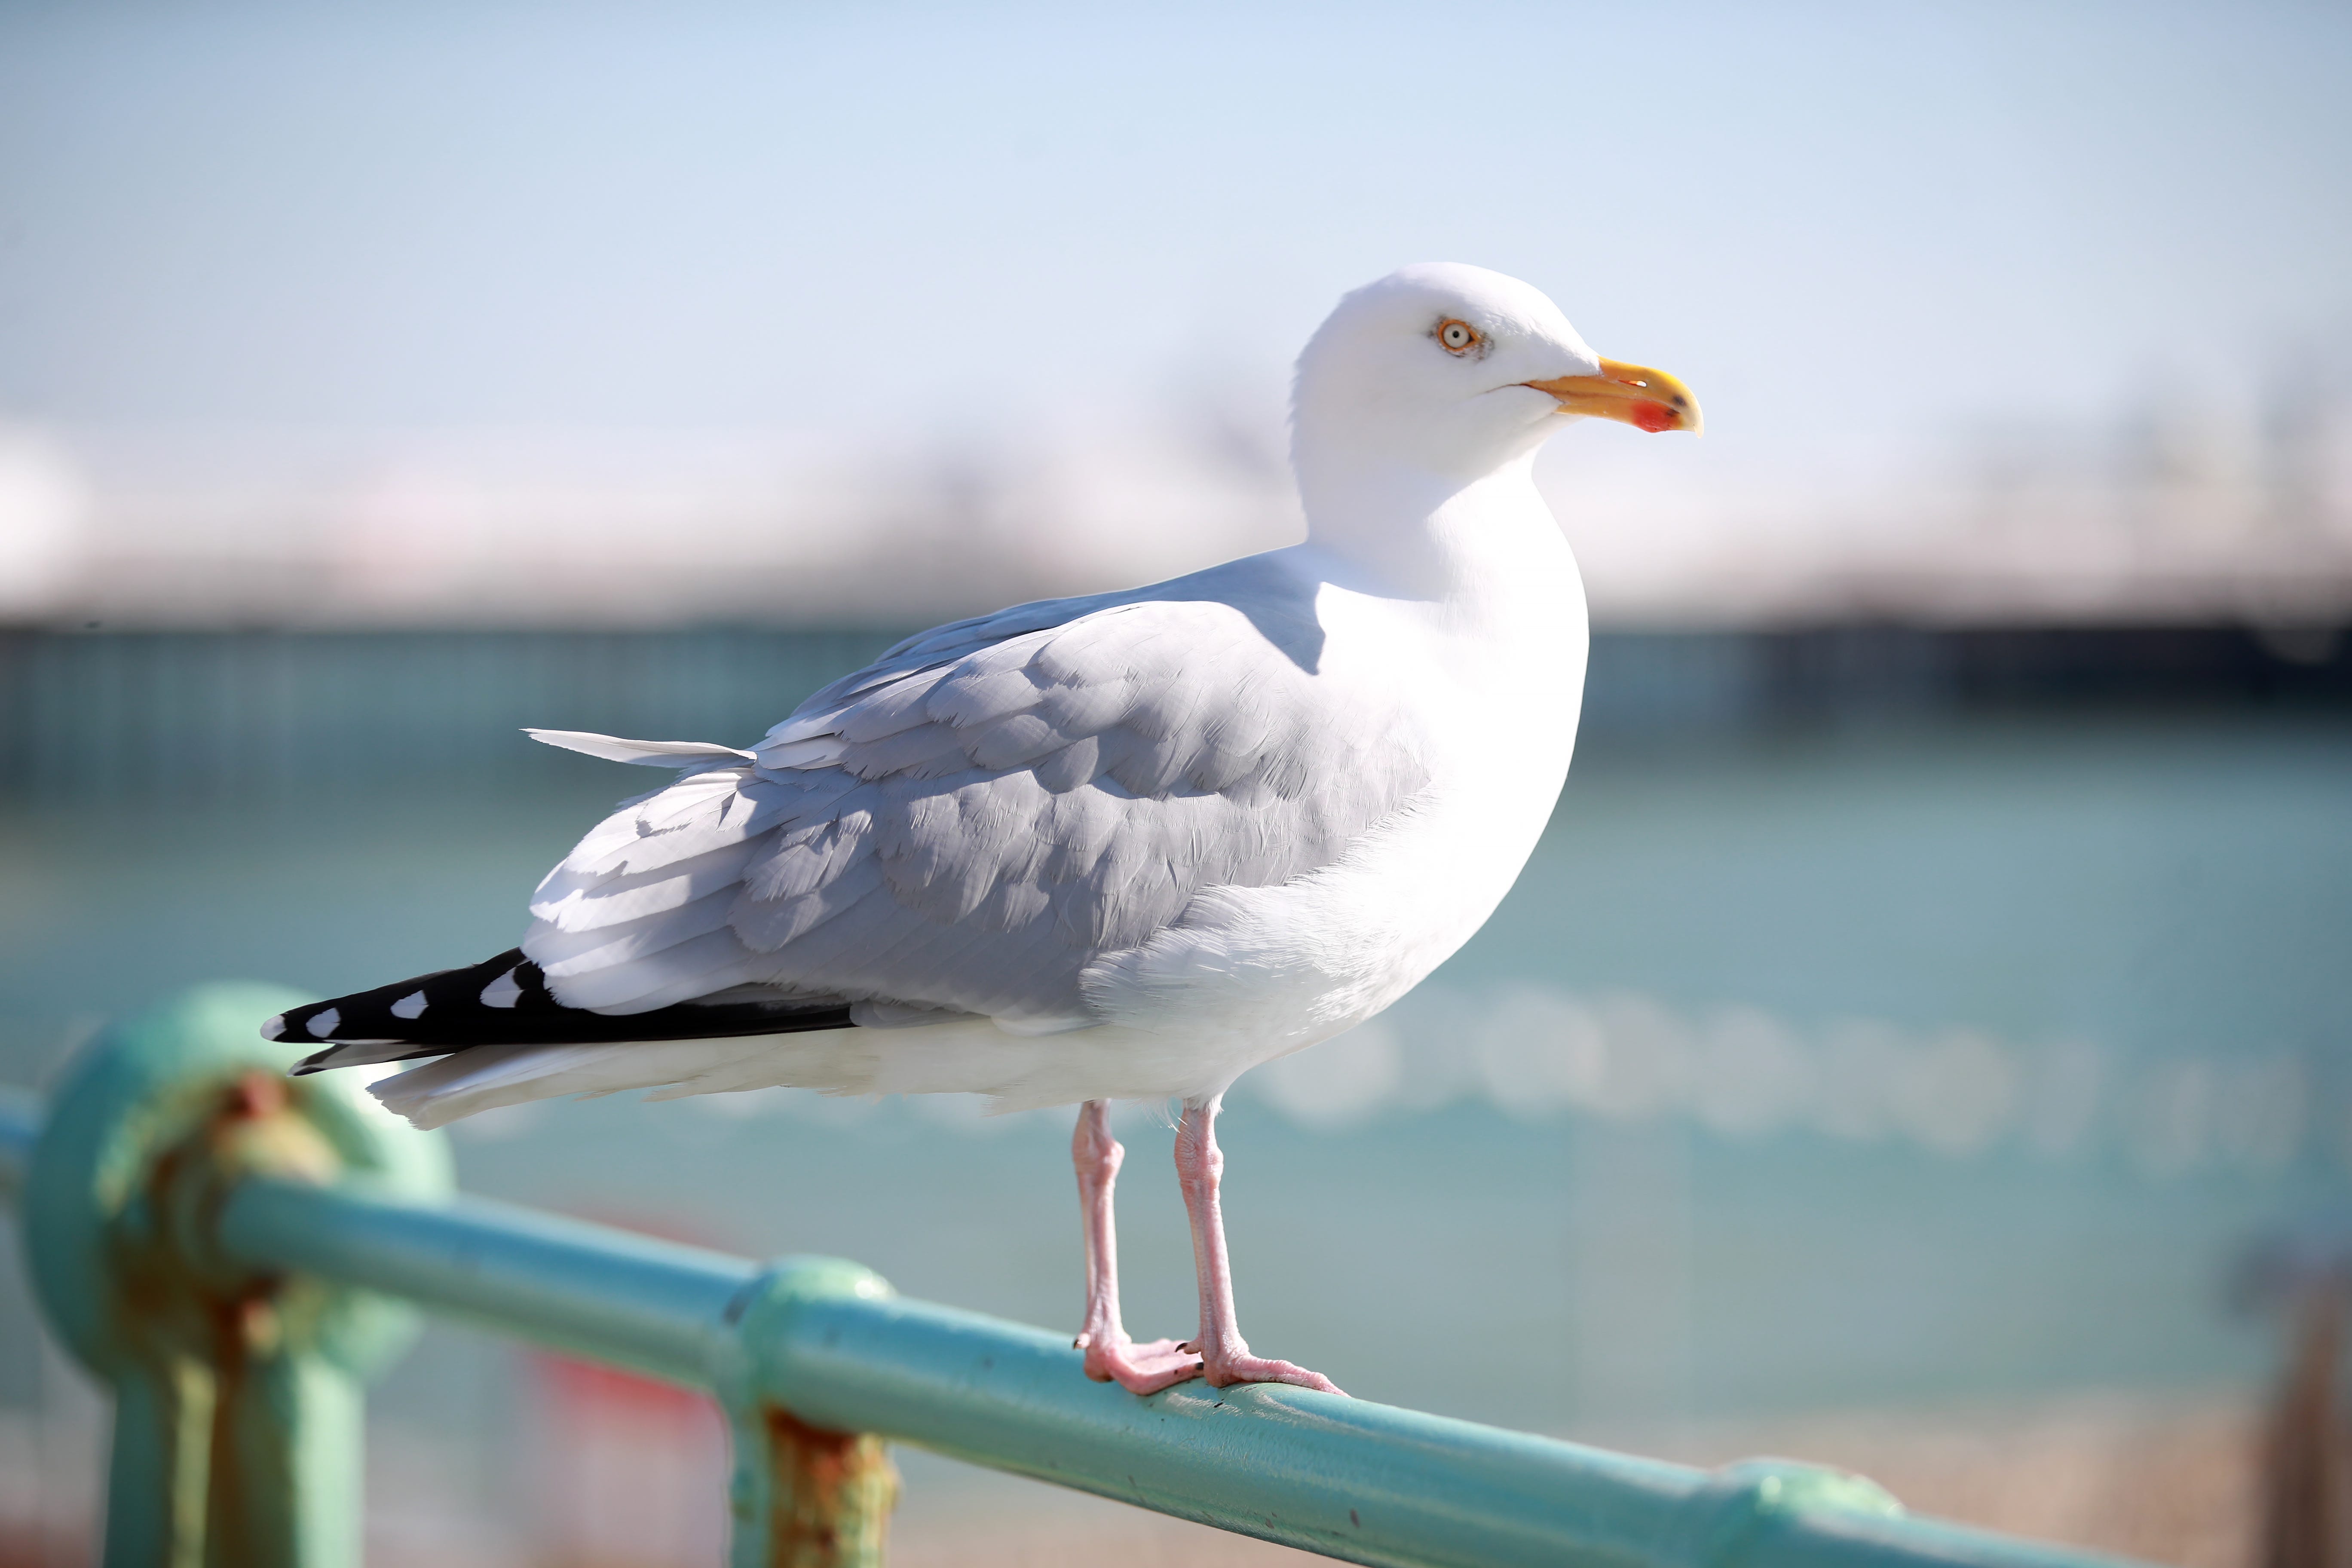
[518,557,1427,1025]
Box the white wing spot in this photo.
[260,1014,287,1041]
[481,969,524,1009]
[390,990,428,1020]
[310,1007,341,1038]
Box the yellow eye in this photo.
[1436,318,1479,355]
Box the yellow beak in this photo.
[1523,358,1703,435]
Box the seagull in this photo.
[268,263,1699,1396]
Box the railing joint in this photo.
[711,1259,900,1567]
[1681,1458,1908,1567]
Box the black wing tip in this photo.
[261,949,528,1032]
[263,1002,336,1046]
[266,946,861,1069]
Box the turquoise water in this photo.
[3,642,2349,1518]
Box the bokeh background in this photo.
[3,3,2350,1565]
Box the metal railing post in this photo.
[18,983,453,1567]
[720,1260,903,1568]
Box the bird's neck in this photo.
[1295,450,1571,603]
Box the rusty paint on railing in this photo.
[746,1406,900,1568]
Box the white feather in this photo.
[526,729,755,767]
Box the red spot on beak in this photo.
[1628,401,1677,434]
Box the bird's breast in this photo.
[1078,569,1588,1084]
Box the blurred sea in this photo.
[3,626,2349,1561]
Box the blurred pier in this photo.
[1,623,2346,806]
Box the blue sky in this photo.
[0,2,2346,476]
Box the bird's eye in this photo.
[1435,319,1480,355]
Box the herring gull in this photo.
[268,262,1700,1395]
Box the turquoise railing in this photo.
[3,983,2148,1568]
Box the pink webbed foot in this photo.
[1182,1340,1346,1396]
[1076,1330,1203,1395]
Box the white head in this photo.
[1290,263,1699,506]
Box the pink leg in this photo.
[1173,1096,1345,1394]
[1072,1100,1202,1394]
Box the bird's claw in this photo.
[1200,1349,1346,1396]
[1081,1333,1203,1396]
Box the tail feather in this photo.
[368,1035,877,1129]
